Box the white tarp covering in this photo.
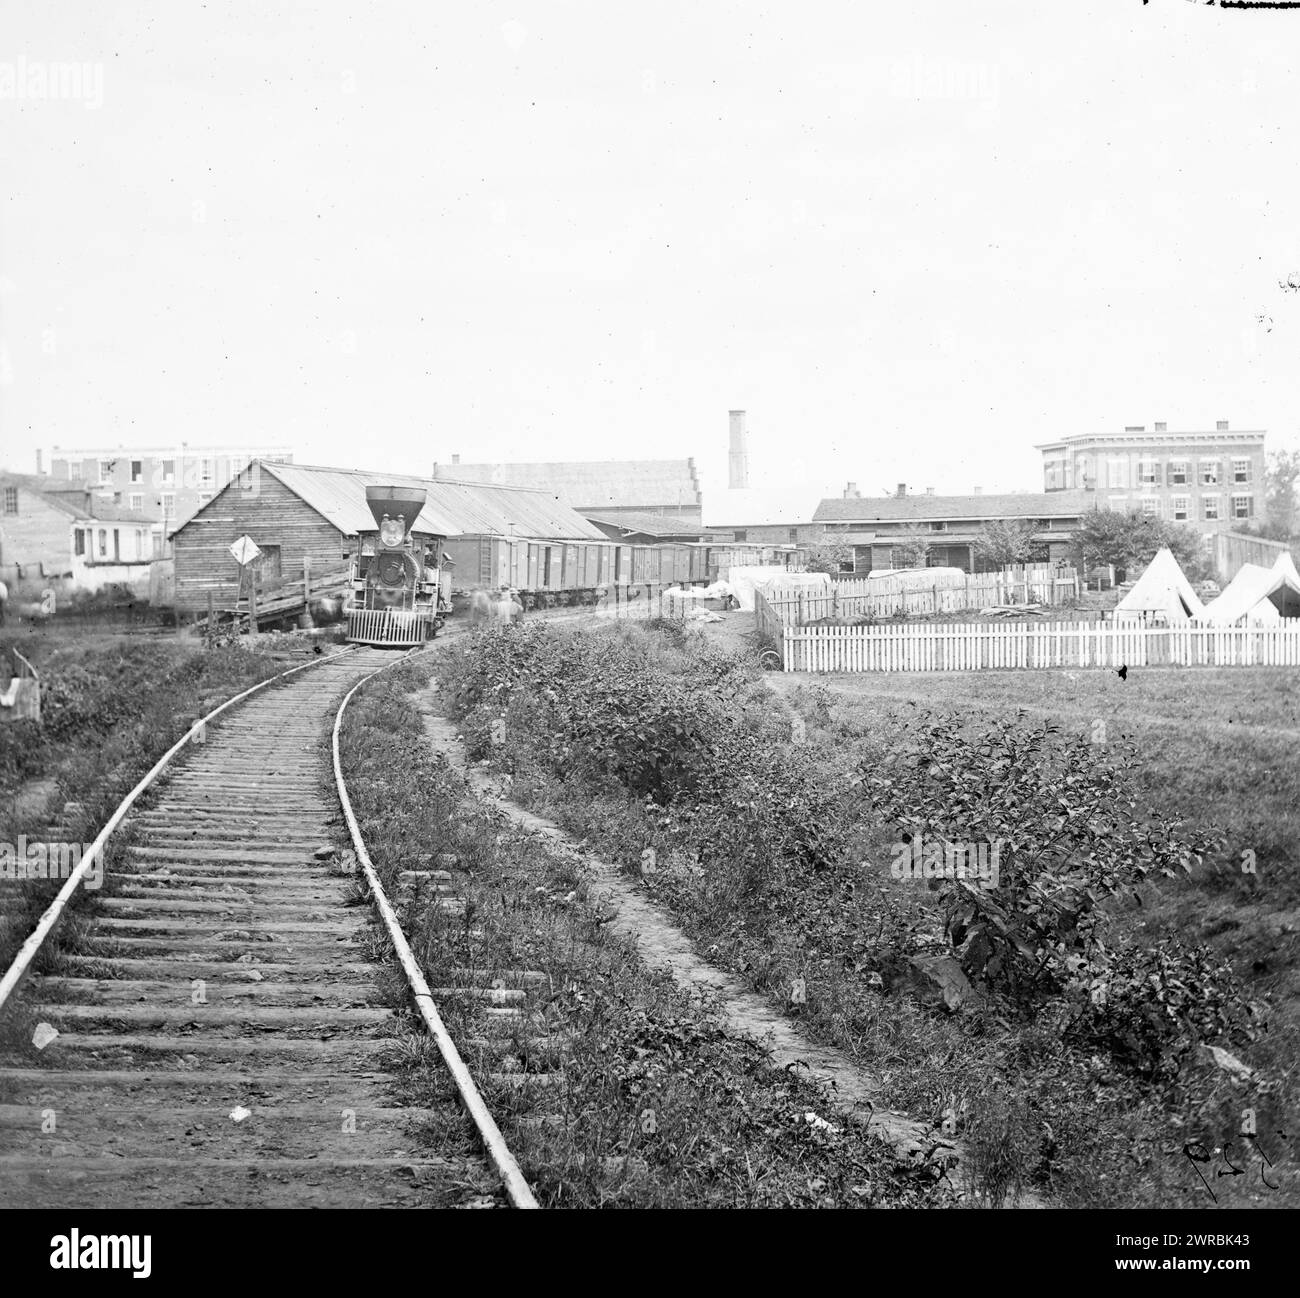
[1113,547,1204,624]
[730,566,827,612]
[866,566,968,591]
[1202,551,1300,625]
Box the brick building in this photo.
[44,443,293,529]
[1036,422,1265,530]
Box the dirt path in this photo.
[0,649,496,1209]
[415,685,1044,1207]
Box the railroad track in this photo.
[0,646,536,1209]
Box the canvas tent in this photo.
[1113,548,1204,624]
[1202,551,1300,626]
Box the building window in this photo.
[129,493,143,511]
[1200,460,1220,486]
[1107,458,1129,489]
[1232,494,1254,519]
[1232,459,1251,484]
[733,530,747,542]
[160,459,176,484]
[929,521,948,532]
[1168,460,1189,486]
[1139,497,1160,517]
[1203,497,1220,521]
[98,459,113,484]
[162,494,175,517]
[2,486,17,515]
[131,459,143,483]
[74,528,85,556]
[199,458,214,487]
[1172,495,1189,521]
[787,528,797,542]
[1138,460,1160,486]
[97,528,108,557]
[70,461,82,480]
[1044,458,1067,490]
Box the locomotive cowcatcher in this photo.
[344,485,447,647]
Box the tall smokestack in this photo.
[728,410,749,490]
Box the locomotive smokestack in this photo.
[728,410,749,490]
[365,484,427,538]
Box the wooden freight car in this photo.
[441,535,723,611]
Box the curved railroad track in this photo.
[0,645,536,1209]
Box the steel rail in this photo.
[0,647,359,1014]
[331,653,540,1210]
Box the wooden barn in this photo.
[167,459,603,616]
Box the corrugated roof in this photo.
[583,510,706,538]
[256,461,603,540]
[814,489,1097,523]
[436,460,701,511]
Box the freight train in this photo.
[345,506,805,646]
[439,536,806,611]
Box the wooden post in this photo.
[301,555,314,629]
[248,566,259,638]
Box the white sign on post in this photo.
[229,535,262,566]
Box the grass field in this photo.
[450,618,1298,1206]
[772,664,1300,1206]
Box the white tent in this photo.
[1202,551,1300,626]
[1113,547,1204,624]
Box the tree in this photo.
[1068,509,1209,582]
[1263,449,1300,539]
[972,519,1035,570]
[889,529,931,569]
[804,540,854,575]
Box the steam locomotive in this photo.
[344,485,448,647]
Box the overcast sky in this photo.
[2,0,1298,500]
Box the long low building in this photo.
[167,459,604,613]
[814,486,1097,574]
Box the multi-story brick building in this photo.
[44,444,293,528]
[1036,421,1265,530]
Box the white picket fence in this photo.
[782,620,1300,673]
[761,566,1081,625]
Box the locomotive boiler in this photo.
[344,485,447,647]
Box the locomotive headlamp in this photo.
[379,513,406,548]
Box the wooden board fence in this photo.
[761,567,1081,625]
[782,620,1300,673]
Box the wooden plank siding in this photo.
[171,474,351,613]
